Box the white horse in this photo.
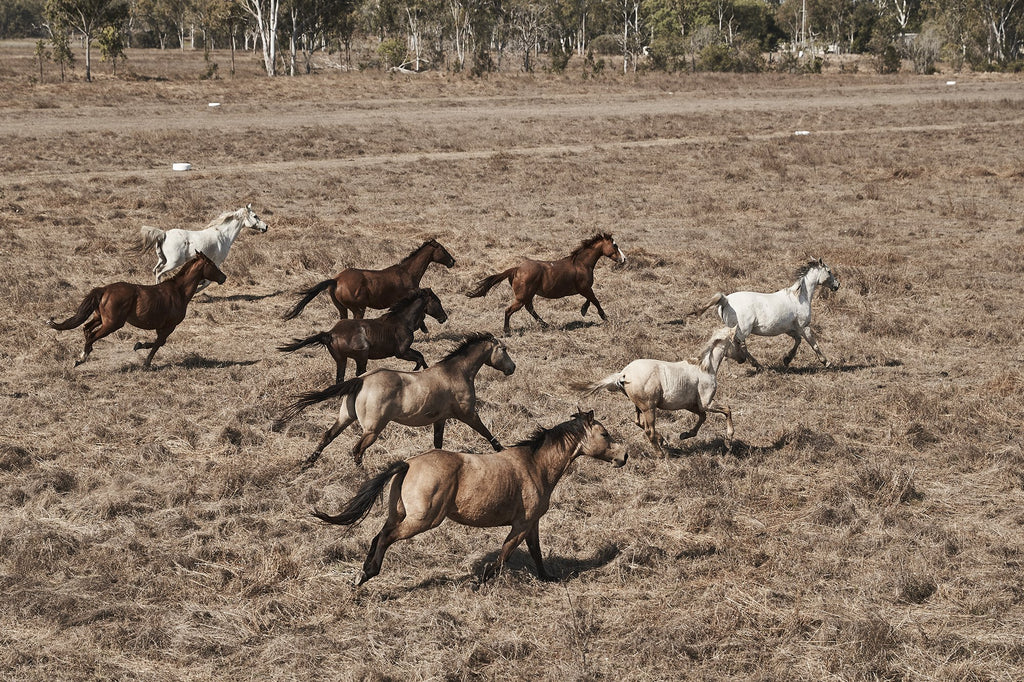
[690,259,840,370]
[140,204,268,290]
[576,327,745,453]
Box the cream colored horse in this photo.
[576,327,745,452]
[277,333,515,468]
[312,410,627,585]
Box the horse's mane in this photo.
[793,259,824,280]
[401,239,441,263]
[513,414,588,453]
[569,233,613,257]
[385,289,428,314]
[440,332,495,362]
[203,207,246,230]
[698,327,734,373]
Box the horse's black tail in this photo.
[47,289,101,330]
[284,279,335,320]
[689,292,726,318]
[275,376,364,426]
[466,267,517,298]
[278,331,332,354]
[311,460,410,526]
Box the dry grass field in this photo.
[1,41,1024,680]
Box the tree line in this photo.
[3,0,1021,79]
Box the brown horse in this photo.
[47,252,226,367]
[466,233,626,334]
[312,410,627,585]
[277,333,515,468]
[283,239,455,321]
[278,288,449,383]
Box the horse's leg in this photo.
[351,427,382,466]
[680,410,707,440]
[481,523,530,583]
[458,411,502,451]
[579,286,607,321]
[139,325,173,364]
[704,401,734,441]
[303,414,356,468]
[523,301,550,330]
[800,326,831,367]
[433,420,446,449]
[739,340,763,371]
[639,406,664,454]
[334,356,348,384]
[503,299,525,335]
[396,347,428,371]
[77,314,125,366]
[330,295,350,319]
[525,521,554,581]
[782,331,802,367]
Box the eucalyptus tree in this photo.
[240,0,281,73]
[45,0,129,79]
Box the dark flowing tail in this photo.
[275,376,364,426]
[466,267,517,298]
[278,331,332,354]
[284,279,335,320]
[47,289,101,330]
[689,292,726,318]
[311,460,410,526]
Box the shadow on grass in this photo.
[201,290,284,303]
[120,354,260,372]
[473,540,621,585]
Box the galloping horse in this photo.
[277,333,515,467]
[140,204,266,290]
[466,233,626,334]
[576,327,745,452]
[47,252,227,367]
[278,288,448,383]
[690,259,840,369]
[283,239,455,321]
[312,410,627,585]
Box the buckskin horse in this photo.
[312,410,626,585]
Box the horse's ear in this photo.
[246,203,252,210]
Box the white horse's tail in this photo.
[572,372,627,397]
[138,225,166,253]
[689,292,726,318]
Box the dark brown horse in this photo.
[283,239,455,321]
[276,333,515,468]
[278,288,448,383]
[47,252,226,367]
[466,233,626,334]
[312,410,627,586]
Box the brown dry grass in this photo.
[2,41,1024,680]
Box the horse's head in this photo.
[817,259,840,292]
[421,288,448,324]
[722,327,746,364]
[575,410,627,468]
[196,251,227,285]
[243,204,269,233]
[484,335,516,376]
[427,239,456,268]
[600,234,626,264]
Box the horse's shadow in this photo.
[755,361,885,376]
[658,434,793,460]
[201,290,284,303]
[471,540,621,585]
[119,355,260,372]
[561,320,599,332]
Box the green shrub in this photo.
[591,34,620,56]
[377,38,406,69]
